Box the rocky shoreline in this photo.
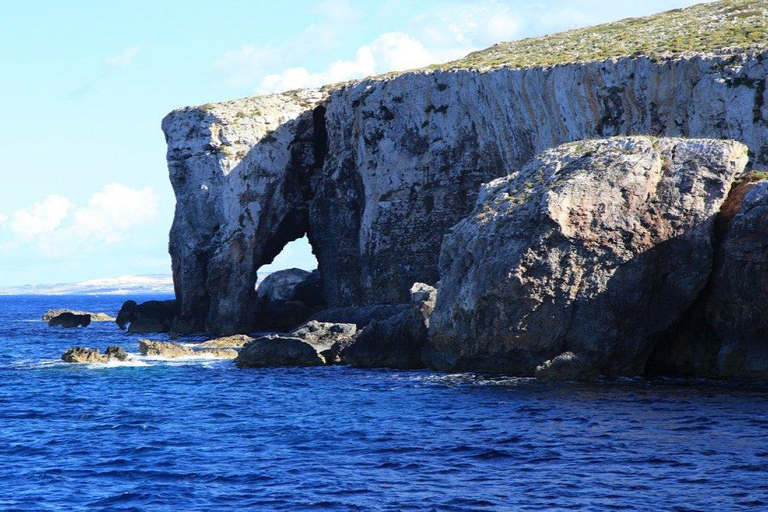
[63,2,768,381]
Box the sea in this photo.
[1,295,767,511]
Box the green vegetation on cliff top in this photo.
[431,0,768,72]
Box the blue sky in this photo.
[0,0,707,286]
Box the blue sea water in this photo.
[1,295,768,511]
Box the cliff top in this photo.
[176,0,768,113]
[431,0,767,72]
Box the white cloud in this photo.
[260,32,435,93]
[70,183,158,243]
[106,44,145,68]
[215,44,276,87]
[5,184,158,257]
[10,195,73,239]
[0,213,7,225]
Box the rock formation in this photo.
[343,283,436,369]
[234,335,324,368]
[62,345,130,364]
[289,320,358,363]
[427,137,748,377]
[43,309,115,323]
[138,339,237,359]
[164,45,768,335]
[117,300,178,334]
[647,173,768,379]
[48,312,91,328]
[159,2,768,378]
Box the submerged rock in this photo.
[43,309,114,323]
[428,137,748,378]
[234,335,324,368]
[48,312,91,328]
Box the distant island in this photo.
[0,275,175,295]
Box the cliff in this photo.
[162,0,768,337]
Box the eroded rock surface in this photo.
[163,90,327,335]
[164,48,768,335]
[290,320,358,364]
[428,137,748,377]
[648,176,768,378]
[234,335,324,368]
[62,346,131,364]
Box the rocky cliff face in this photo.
[427,137,748,376]
[163,47,767,335]
[162,90,326,333]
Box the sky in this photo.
[0,0,708,286]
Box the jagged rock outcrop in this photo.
[44,309,115,323]
[138,339,237,359]
[289,320,358,363]
[427,137,748,377]
[234,335,324,368]
[164,45,768,335]
[163,90,328,335]
[139,339,194,358]
[648,174,768,378]
[343,283,436,369]
[48,312,91,328]
[62,345,131,364]
[117,300,178,334]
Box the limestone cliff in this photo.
[427,137,748,376]
[163,1,768,335]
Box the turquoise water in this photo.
[1,295,767,511]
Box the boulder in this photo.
[290,269,325,308]
[43,309,115,323]
[234,335,324,368]
[103,345,130,361]
[290,320,358,364]
[309,304,409,329]
[117,300,178,334]
[257,268,312,303]
[342,284,435,369]
[138,339,194,358]
[428,137,748,377]
[48,312,91,328]
[61,345,132,364]
[62,347,105,364]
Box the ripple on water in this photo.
[0,296,768,510]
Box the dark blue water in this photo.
[1,295,768,511]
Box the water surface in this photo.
[1,295,767,510]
